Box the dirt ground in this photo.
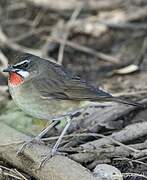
[1,0,147,179]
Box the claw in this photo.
[38,152,52,169]
[34,137,45,145]
[38,150,60,169]
[38,117,71,168]
[17,121,58,155]
[17,139,32,155]
[17,137,44,155]
[38,149,68,169]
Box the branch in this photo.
[0,122,97,180]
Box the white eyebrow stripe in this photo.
[13,60,30,67]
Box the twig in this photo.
[112,90,147,97]
[42,132,139,153]
[0,27,42,56]
[136,37,147,66]
[1,172,22,180]
[25,0,122,11]
[11,26,52,42]
[31,11,43,27]
[113,157,147,168]
[99,21,147,30]
[44,36,120,64]
[57,3,83,64]
[14,169,28,180]
[3,18,33,26]
[5,2,26,12]
[0,50,8,68]
[123,173,147,179]
[0,165,28,180]
[0,50,8,76]
[82,122,147,150]
[0,131,138,154]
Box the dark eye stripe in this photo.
[13,60,30,69]
[13,60,30,67]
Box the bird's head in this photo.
[3,54,40,86]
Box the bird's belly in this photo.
[9,85,86,120]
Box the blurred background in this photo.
[1,0,147,179]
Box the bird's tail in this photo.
[106,97,145,108]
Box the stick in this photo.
[57,3,83,64]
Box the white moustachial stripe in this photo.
[18,70,30,78]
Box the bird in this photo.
[3,53,144,166]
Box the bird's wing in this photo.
[32,63,112,100]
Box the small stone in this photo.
[93,164,123,180]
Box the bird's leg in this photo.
[39,116,71,168]
[17,121,58,155]
[34,121,59,141]
[51,116,71,155]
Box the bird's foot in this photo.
[17,137,44,155]
[38,148,67,169]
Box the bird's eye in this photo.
[22,62,29,68]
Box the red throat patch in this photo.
[8,72,24,86]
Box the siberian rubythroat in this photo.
[3,53,144,164]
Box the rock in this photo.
[93,164,123,180]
